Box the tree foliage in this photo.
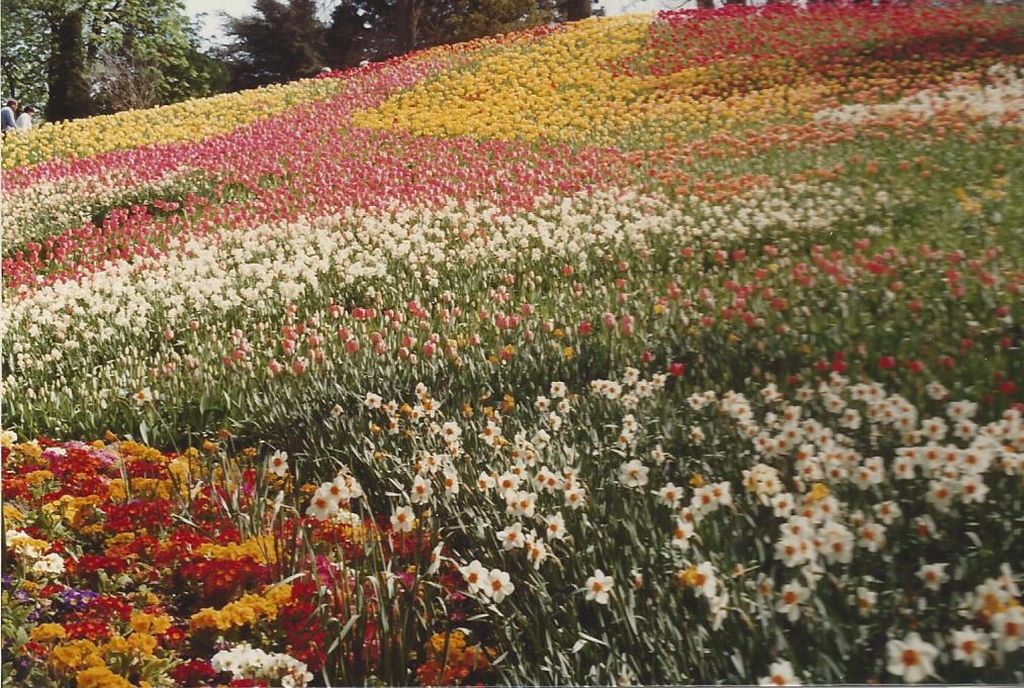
[0,0,225,120]
[221,0,328,89]
[324,0,603,68]
[215,0,607,88]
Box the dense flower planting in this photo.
[3,3,1024,685]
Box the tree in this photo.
[563,0,591,21]
[89,51,164,112]
[221,0,328,89]
[324,0,566,68]
[0,0,220,119]
[1,0,52,106]
[442,0,558,45]
[47,9,93,120]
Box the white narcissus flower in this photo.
[771,492,795,518]
[564,486,586,509]
[926,479,957,511]
[917,563,949,592]
[874,500,902,525]
[440,421,462,442]
[486,568,514,602]
[390,505,415,533]
[442,467,459,495]
[856,587,877,616]
[951,626,990,668]
[497,522,525,550]
[410,474,433,504]
[525,538,548,569]
[584,569,614,604]
[459,560,488,594]
[691,562,717,599]
[543,513,566,540]
[305,489,337,521]
[477,472,496,491]
[960,474,989,504]
[654,482,682,508]
[886,632,938,683]
[991,607,1024,653]
[776,581,809,622]
[857,522,886,552]
[505,490,537,518]
[774,534,813,569]
[671,518,694,550]
[618,459,649,488]
[758,660,801,686]
[422,538,443,575]
[265,450,289,477]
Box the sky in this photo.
[184,0,687,47]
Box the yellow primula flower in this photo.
[24,469,54,485]
[30,623,67,643]
[50,640,104,674]
[75,665,133,688]
[196,535,279,565]
[2,504,23,525]
[188,584,293,633]
[129,612,172,636]
[126,632,158,657]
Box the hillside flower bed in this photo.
[3,3,1024,685]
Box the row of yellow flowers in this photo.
[354,8,1024,146]
[1,78,342,169]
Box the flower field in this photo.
[3,3,1024,686]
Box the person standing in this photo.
[15,105,34,132]
[1,99,18,133]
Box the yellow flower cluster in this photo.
[3,503,24,525]
[166,448,206,494]
[119,440,171,464]
[102,632,159,658]
[50,639,105,674]
[24,469,55,485]
[354,16,650,144]
[188,583,293,632]
[196,535,279,564]
[30,623,67,643]
[6,530,50,558]
[129,612,173,636]
[43,494,103,531]
[75,665,133,688]
[2,78,343,169]
[352,15,928,146]
[106,477,173,502]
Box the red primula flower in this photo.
[169,660,219,687]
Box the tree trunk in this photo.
[395,0,420,55]
[697,0,715,8]
[567,0,590,21]
[47,9,93,122]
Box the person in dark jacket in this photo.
[1,99,18,133]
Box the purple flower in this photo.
[55,588,100,610]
